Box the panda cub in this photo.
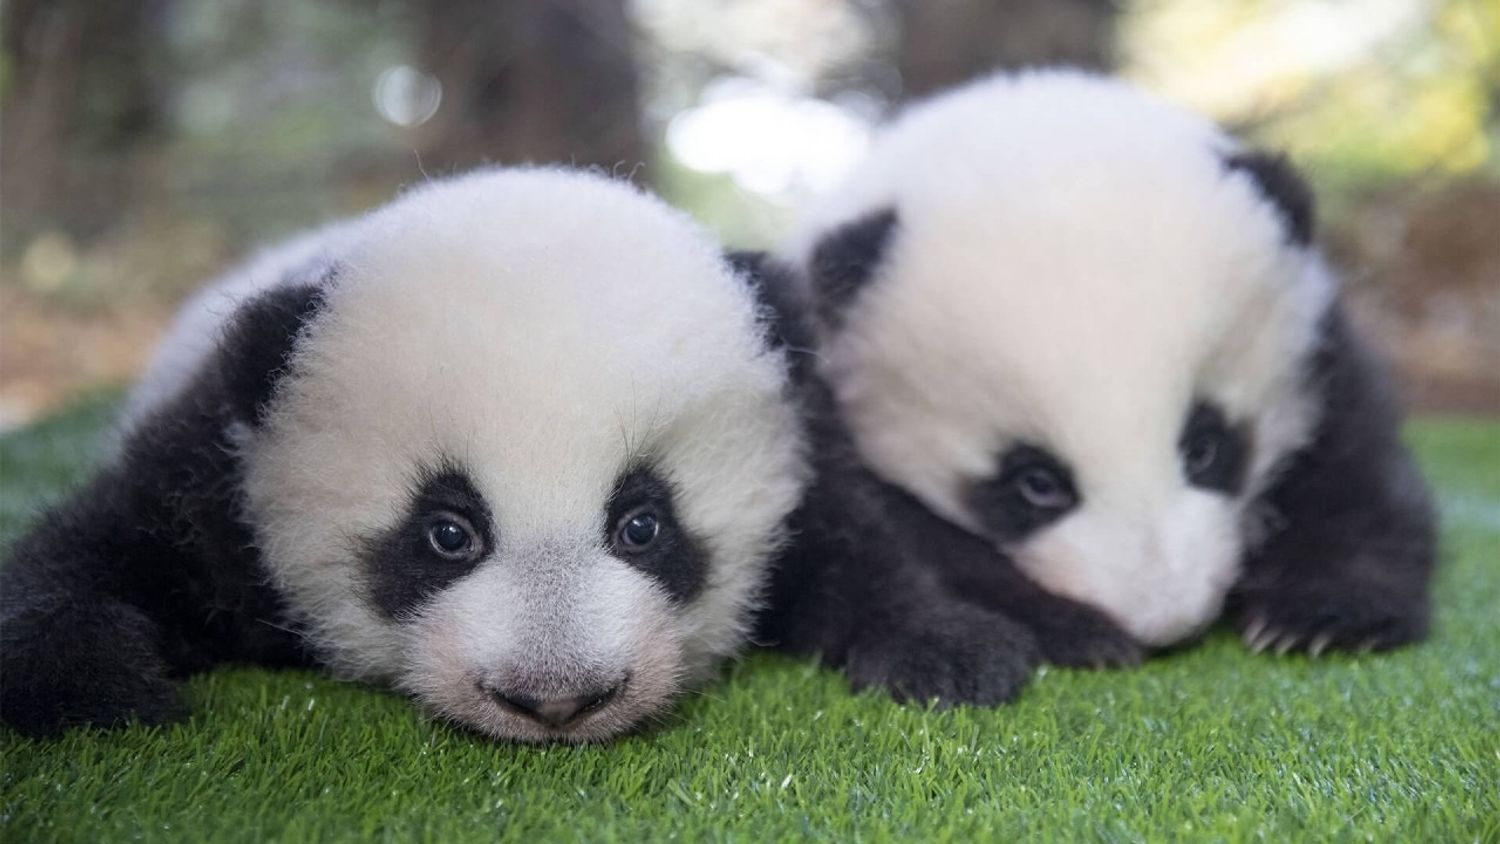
[781,70,1437,668]
[0,168,809,743]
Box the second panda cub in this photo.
[782,70,1437,667]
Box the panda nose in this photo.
[488,684,621,728]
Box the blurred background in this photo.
[1,0,1495,430]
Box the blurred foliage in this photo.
[1124,0,1498,192]
[3,0,1492,256]
[165,2,411,174]
[0,0,1494,420]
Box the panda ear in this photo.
[807,207,898,330]
[1222,150,1314,247]
[215,276,330,426]
[725,250,815,370]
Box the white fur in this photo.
[136,168,807,742]
[786,70,1334,646]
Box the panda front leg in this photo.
[760,474,1041,706]
[875,479,1143,669]
[840,565,1040,707]
[943,568,1145,669]
[1,477,189,736]
[832,476,1046,705]
[1230,308,1437,656]
[1,283,326,736]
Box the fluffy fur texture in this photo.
[783,70,1435,663]
[1,168,808,743]
[121,220,365,429]
[741,253,1040,706]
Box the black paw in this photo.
[1,596,187,736]
[1028,605,1144,669]
[843,603,1038,707]
[1233,583,1429,657]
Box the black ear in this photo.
[1222,150,1314,246]
[725,250,816,377]
[807,207,898,330]
[216,280,329,425]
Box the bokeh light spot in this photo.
[373,65,443,128]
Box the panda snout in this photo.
[481,677,626,729]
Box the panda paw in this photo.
[1233,583,1429,657]
[843,602,1038,707]
[1027,606,1144,669]
[1,595,187,737]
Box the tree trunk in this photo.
[411,0,645,178]
[1,0,168,239]
[893,0,1118,99]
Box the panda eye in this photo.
[1178,400,1249,493]
[614,509,662,553]
[426,515,478,559]
[967,444,1078,542]
[1016,467,1073,510]
[1183,432,1221,478]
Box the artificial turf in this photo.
[1,393,1496,842]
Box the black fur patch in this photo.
[1178,400,1250,494]
[807,208,898,330]
[966,443,1080,541]
[1229,304,1436,654]
[724,250,818,379]
[1,531,189,734]
[217,282,327,426]
[606,466,707,604]
[359,463,495,620]
[756,438,1043,704]
[1223,150,1314,246]
[0,279,330,736]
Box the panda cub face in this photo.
[244,170,806,742]
[791,71,1335,647]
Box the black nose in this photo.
[488,684,620,728]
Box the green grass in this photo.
[2,395,1497,842]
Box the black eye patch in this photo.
[1178,400,1250,494]
[965,443,1080,542]
[605,466,707,604]
[359,462,494,620]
